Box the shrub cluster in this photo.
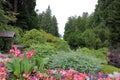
[22,29,71,52]
[47,51,102,73]
[101,64,120,73]
[76,47,108,64]
[26,44,56,58]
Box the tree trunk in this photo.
[14,0,17,13]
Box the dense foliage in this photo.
[47,51,102,73]
[93,0,120,48]
[37,6,59,37]
[64,0,120,50]
[101,64,120,73]
[0,24,23,51]
[76,47,108,63]
[64,13,110,49]
[21,29,70,52]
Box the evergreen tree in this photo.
[64,13,89,49]
[94,0,120,48]
[51,16,59,37]
[3,0,38,29]
[105,0,120,48]
[37,6,59,37]
[16,0,38,29]
[0,0,16,24]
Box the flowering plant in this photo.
[7,45,35,79]
[0,45,120,80]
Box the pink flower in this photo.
[37,73,43,79]
[45,76,49,80]
[0,78,6,80]
[0,67,6,75]
[13,45,17,50]
[9,49,14,53]
[26,50,35,59]
[23,73,30,78]
[98,78,103,80]
[105,77,112,80]
[15,49,21,55]
[115,75,120,80]
[49,76,55,80]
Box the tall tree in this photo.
[4,0,38,29]
[0,0,16,24]
[16,0,38,29]
[94,0,120,48]
[64,13,89,49]
[37,6,59,37]
[51,16,59,37]
[105,0,120,48]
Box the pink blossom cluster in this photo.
[9,45,35,60]
[0,67,6,80]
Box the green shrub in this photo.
[47,51,102,73]
[40,30,71,52]
[76,47,108,64]
[26,44,56,58]
[25,44,56,69]
[101,64,120,73]
[22,29,71,51]
[46,39,71,52]
[21,29,47,46]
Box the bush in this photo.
[22,29,71,51]
[25,44,56,69]
[101,64,120,73]
[26,44,56,58]
[40,30,71,52]
[47,51,102,73]
[21,29,47,46]
[76,47,108,64]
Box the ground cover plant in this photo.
[47,51,102,73]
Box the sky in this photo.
[35,0,98,36]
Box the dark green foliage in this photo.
[0,24,23,52]
[0,0,16,24]
[64,12,110,49]
[64,0,120,49]
[81,29,99,48]
[47,51,102,73]
[16,0,38,30]
[64,15,86,49]
[37,6,59,37]
[0,24,23,44]
[3,0,38,30]
[94,0,120,48]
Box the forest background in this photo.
[0,0,120,50]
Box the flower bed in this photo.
[0,45,120,80]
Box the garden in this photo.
[0,29,120,80]
[0,0,120,79]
